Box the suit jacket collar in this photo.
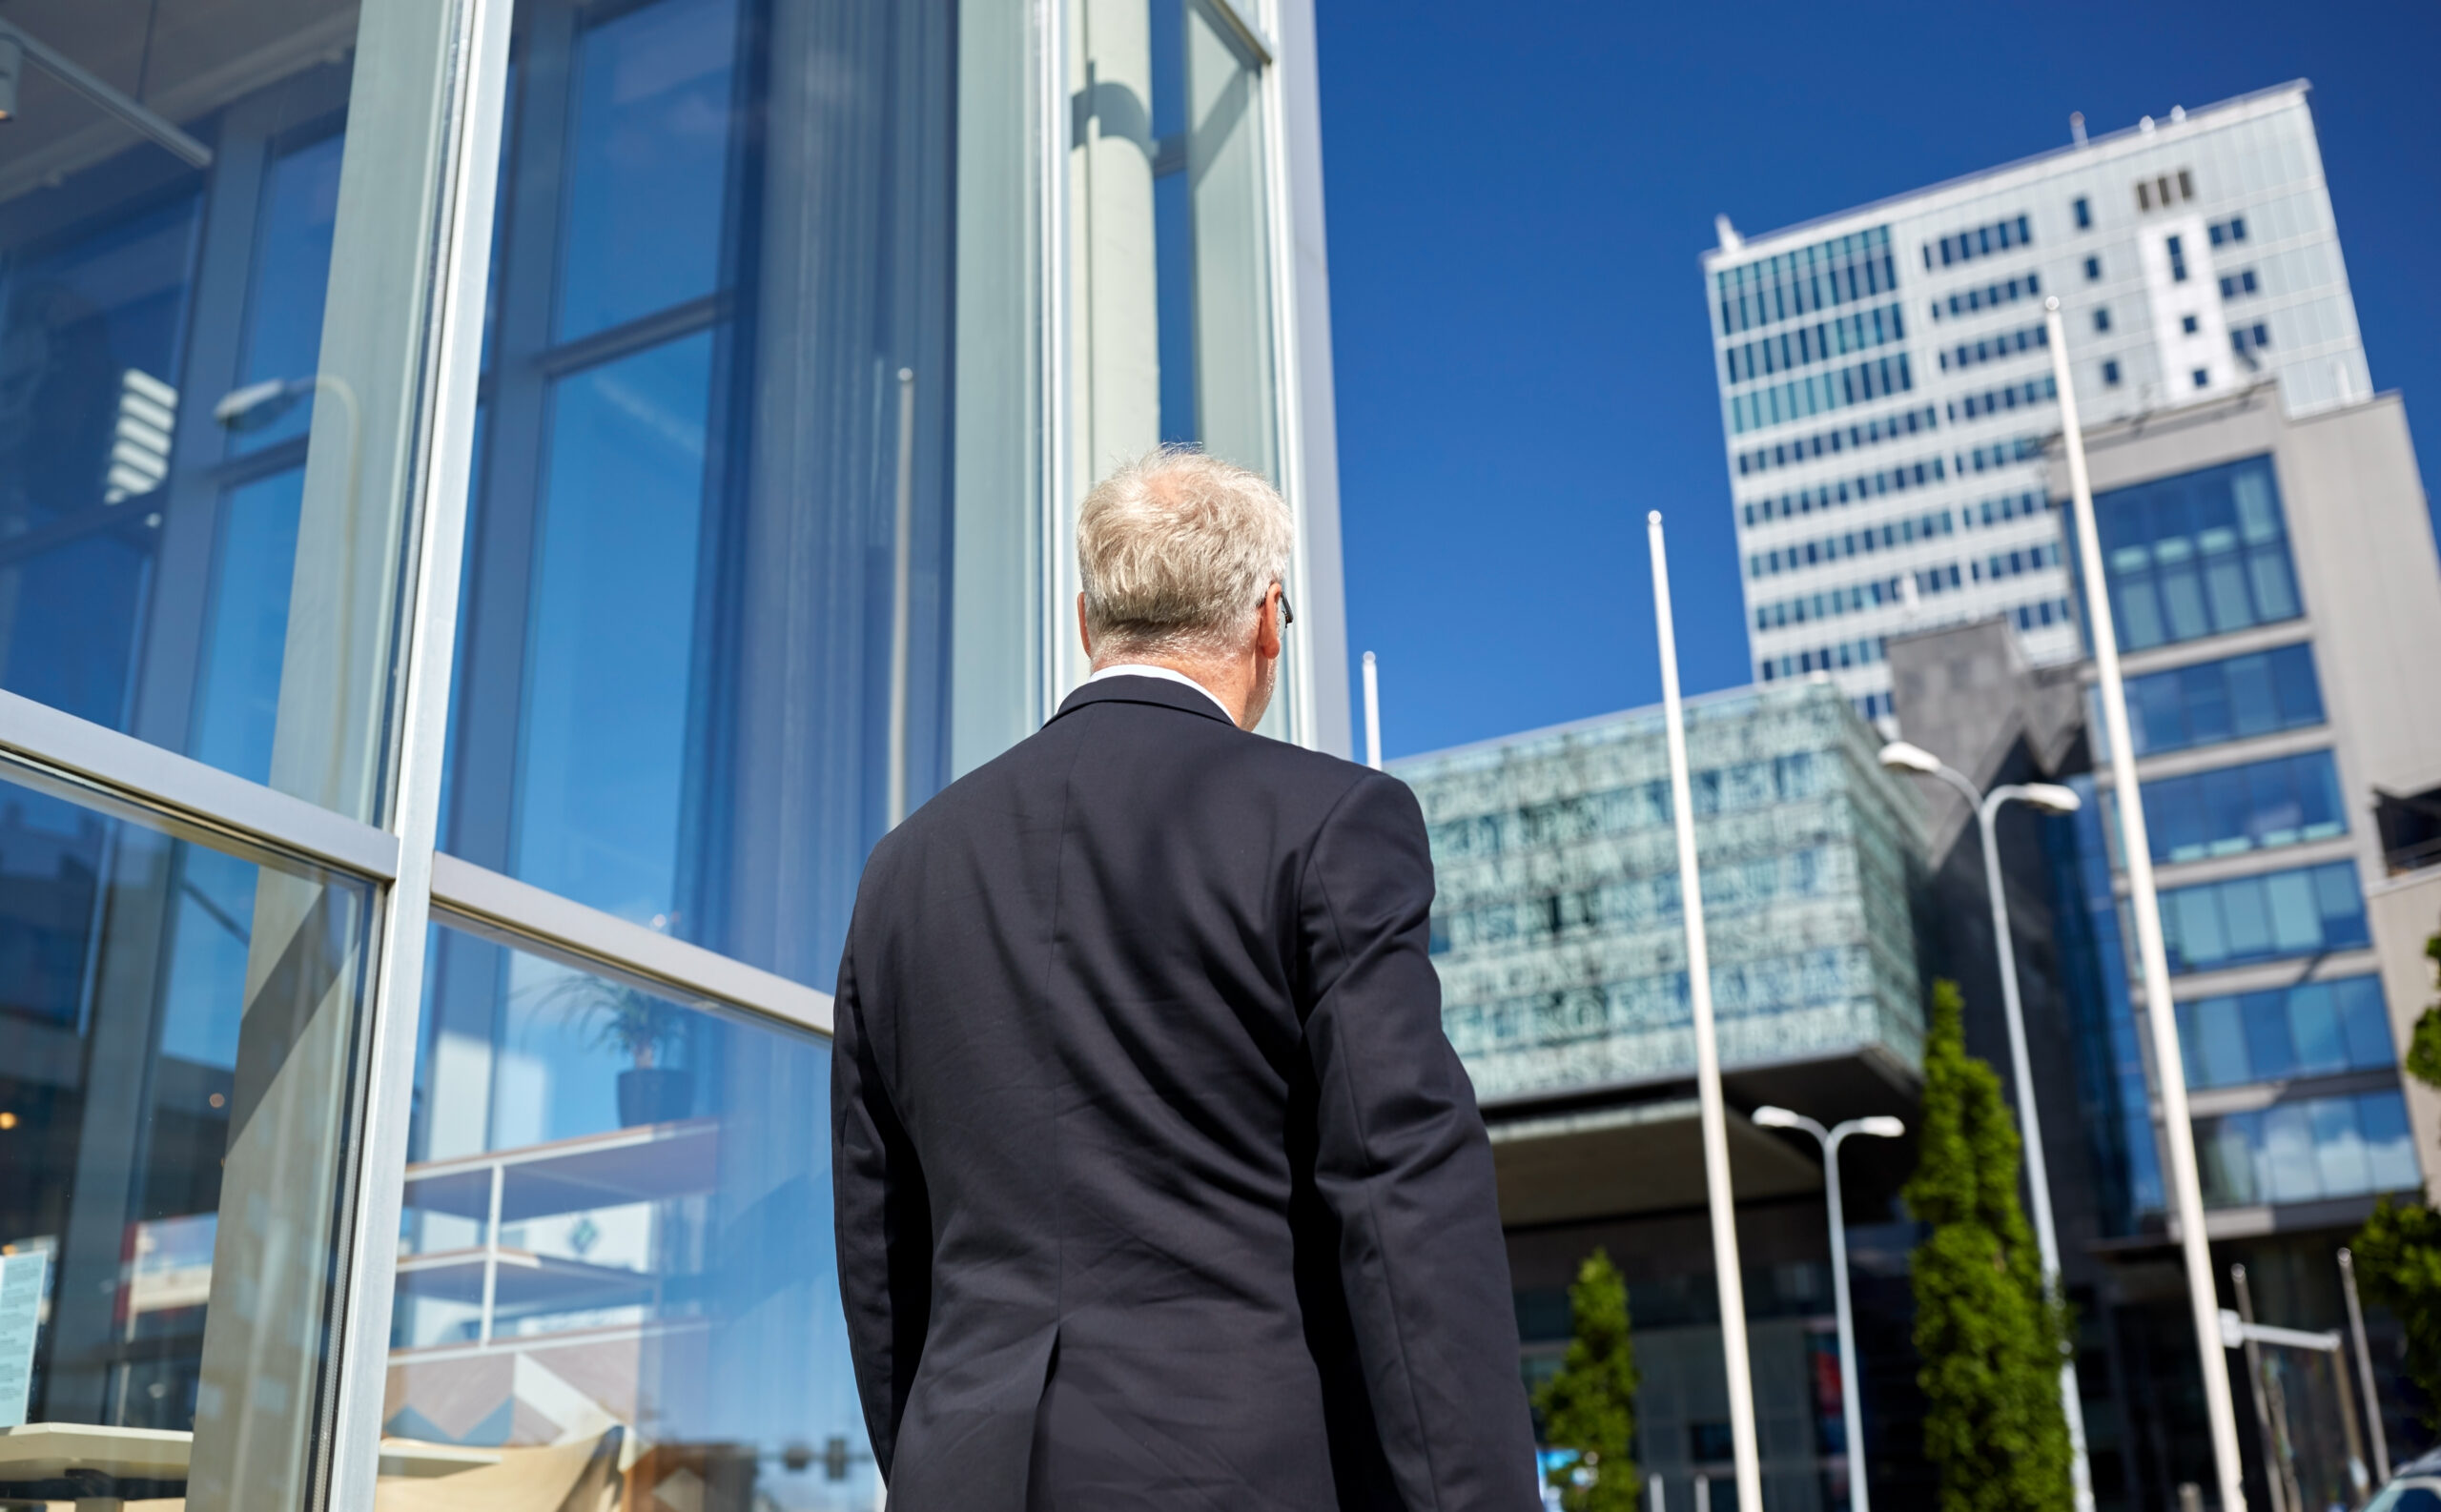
[1054,674,1241,727]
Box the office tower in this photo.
[1887,385,2441,1503]
[1706,82,2369,722]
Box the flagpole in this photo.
[1649,511,1761,1512]
[2043,298,2247,1511]
[1362,650,1383,770]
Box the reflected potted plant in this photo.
[543,973,693,1127]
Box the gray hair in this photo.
[1077,447,1294,660]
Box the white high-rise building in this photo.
[1705,81,2369,721]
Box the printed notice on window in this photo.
[0,1251,45,1427]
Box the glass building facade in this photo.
[2051,450,2410,1236]
[1393,682,1925,1105]
[0,0,1344,1505]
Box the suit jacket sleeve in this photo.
[831,938,932,1478]
[1300,772,1539,1511]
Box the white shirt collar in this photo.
[1084,664,1239,725]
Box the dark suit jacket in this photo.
[832,675,1537,1512]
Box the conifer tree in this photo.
[1905,979,2074,1512]
[1536,1248,1642,1512]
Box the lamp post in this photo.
[1753,1107,1905,1512]
[2045,296,2248,1511]
[1877,740,2093,1512]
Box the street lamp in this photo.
[1753,1107,1904,1512]
[1877,740,2093,1511]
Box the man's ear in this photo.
[1257,591,1283,660]
[1077,592,1093,659]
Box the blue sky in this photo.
[1319,0,2441,760]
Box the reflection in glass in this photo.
[515,336,715,921]
[449,0,1039,986]
[0,0,462,823]
[2156,860,2369,974]
[386,926,871,1507]
[231,131,346,456]
[556,0,740,341]
[2092,454,2301,652]
[0,768,374,1506]
[2196,1092,2419,1208]
[191,468,306,785]
[2175,975,2391,1091]
[1070,0,1285,723]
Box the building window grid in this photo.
[1970,541,2062,583]
[1929,271,2042,323]
[1962,436,2042,474]
[2177,975,2390,1093]
[1741,454,1948,526]
[1729,353,1915,436]
[1713,224,1897,338]
[2219,269,2260,300]
[1746,508,1957,581]
[1921,214,2033,270]
[1751,562,1964,633]
[2154,860,2369,975]
[2131,748,2347,867]
[1723,301,1906,386]
[2118,643,2323,759]
[1733,404,1938,479]
[2090,453,2302,652]
[2197,1090,2418,1210]
[1938,319,2050,373]
[1947,375,2057,423]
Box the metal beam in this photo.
[0,687,399,879]
[0,19,215,169]
[430,852,835,1036]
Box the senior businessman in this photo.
[831,447,1535,1511]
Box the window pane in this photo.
[2270,644,2324,725]
[2361,1093,2420,1190]
[516,337,715,922]
[2089,456,2299,653]
[2201,994,2257,1086]
[2314,862,2369,946]
[383,926,872,1502]
[555,0,741,342]
[2262,870,2321,955]
[448,0,1042,987]
[2225,652,2277,738]
[2309,1095,2370,1195]
[2286,982,2346,1076]
[0,0,469,821]
[2334,977,2393,1069]
[229,133,345,458]
[2258,1104,2321,1203]
[2236,991,2293,1081]
[0,769,374,1505]
[2199,1115,2256,1206]
[190,469,305,785]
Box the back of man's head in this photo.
[1077,447,1293,664]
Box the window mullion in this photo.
[320,0,515,1503]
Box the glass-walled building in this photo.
[0,0,1344,1505]
[1393,681,1929,1512]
